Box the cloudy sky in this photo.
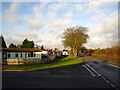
[1,0,119,50]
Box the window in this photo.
[15,54,19,57]
[7,54,11,58]
[34,54,36,57]
[28,52,34,57]
[30,52,33,57]
[28,53,30,57]
[21,53,22,58]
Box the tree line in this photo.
[9,38,34,48]
[8,38,57,51]
[9,38,45,50]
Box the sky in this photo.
[1,0,119,50]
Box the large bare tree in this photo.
[62,26,89,57]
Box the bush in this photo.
[92,46,120,63]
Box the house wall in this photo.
[41,51,48,55]
[56,52,62,57]
[62,51,71,55]
[2,51,41,65]
[6,52,41,60]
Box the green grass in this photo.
[3,55,84,71]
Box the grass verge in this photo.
[2,55,84,71]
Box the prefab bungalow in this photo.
[1,48,42,65]
[41,50,48,55]
[52,50,62,57]
[62,50,71,56]
[41,50,62,58]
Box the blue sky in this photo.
[1,0,118,50]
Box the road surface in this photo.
[2,63,118,89]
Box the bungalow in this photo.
[50,50,62,57]
[1,48,42,65]
[41,50,62,58]
[62,50,71,56]
[41,50,48,55]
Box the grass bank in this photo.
[3,55,84,71]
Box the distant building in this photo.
[41,50,62,57]
[52,50,62,57]
[1,48,42,65]
[41,50,48,55]
[62,50,71,55]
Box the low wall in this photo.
[2,59,42,65]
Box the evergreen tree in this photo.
[9,43,17,48]
[22,38,34,48]
[0,35,7,48]
[41,45,45,50]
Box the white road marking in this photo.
[105,80,110,83]
[85,63,101,76]
[109,64,120,69]
[82,65,95,76]
[110,84,115,87]
[85,63,116,88]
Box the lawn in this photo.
[2,55,84,71]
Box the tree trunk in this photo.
[72,47,77,58]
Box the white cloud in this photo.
[52,19,71,28]
[48,2,70,12]
[74,4,84,11]
[4,35,22,47]
[85,10,118,48]
[27,2,48,30]
[3,2,22,25]
[64,12,73,19]
[86,1,117,14]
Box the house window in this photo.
[21,53,22,58]
[28,52,34,57]
[15,54,19,57]
[34,54,36,57]
[28,53,30,57]
[7,54,11,58]
[30,52,33,57]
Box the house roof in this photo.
[62,50,71,52]
[41,50,62,52]
[1,48,42,52]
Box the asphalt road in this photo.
[2,63,118,89]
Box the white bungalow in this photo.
[62,50,71,55]
[41,50,48,55]
[41,50,62,57]
[52,50,62,57]
[1,48,42,65]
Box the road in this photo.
[2,63,118,89]
[81,56,120,88]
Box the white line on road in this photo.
[82,65,95,77]
[85,63,116,88]
[85,63,101,76]
[109,64,120,69]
